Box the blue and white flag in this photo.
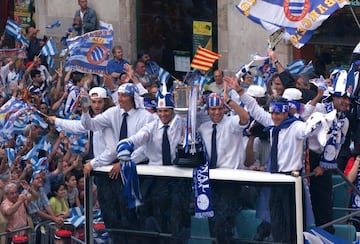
[22,137,52,161]
[66,207,85,228]
[5,148,15,167]
[45,20,61,29]
[46,56,55,69]
[66,29,113,75]
[5,18,23,40]
[40,38,58,56]
[284,59,314,77]
[158,67,171,84]
[5,18,29,47]
[194,75,211,92]
[236,0,349,48]
[99,20,113,31]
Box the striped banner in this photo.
[191,46,221,71]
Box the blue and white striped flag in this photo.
[5,148,15,167]
[66,29,113,75]
[40,38,58,56]
[66,207,85,228]
[286,59,313,77]
[5,18,29,47]
[236,0,349,48]
[5,18,22,40]
[194,75,210,92]
[158,67,170,84]
[45,20,61,29]
[46,56,55,69]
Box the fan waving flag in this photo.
[191,46,221,71]
[236,0,349,48]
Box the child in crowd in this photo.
[64,173,80,208]
[49,183,69,218]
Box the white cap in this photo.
[282,88,302,101]
[246,85,266,98]
[89,87,107,99]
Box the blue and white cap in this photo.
[117,83,139,97]
[117,83,144,108]
[156,93,175,108]
[206,93,224,108]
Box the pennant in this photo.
[191,46,221,71]
[45,20,61,29]
[66,29,113,75]
[236,0,349,48]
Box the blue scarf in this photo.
[320,102,346,169]
[121,161,143,208]
[193,145,214,218]
[265,116,298,173]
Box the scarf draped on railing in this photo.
[121,161,143,209]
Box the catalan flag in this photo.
[191,46,221,71]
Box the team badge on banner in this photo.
[66,29,113,75]
[193,162,214,218]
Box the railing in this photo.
[87,165,304,244]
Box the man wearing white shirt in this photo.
[80,83,153,242]
[198,92,250,169]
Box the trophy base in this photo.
[173,144,205,168]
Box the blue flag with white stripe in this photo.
[5,18,29,47]
[45,20,61,29]
[66,29,113,75]
[303,227,352,244]
[40,38,58,56]
[158,67,170,84]
[236,0,349,48]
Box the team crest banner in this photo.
[236,0,349,48]
[66,29,113,75]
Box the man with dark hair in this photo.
[73,0,98,35]
[64,71,84,116]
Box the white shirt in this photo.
[81,106,154,162]
[240,93,307,172]
[198,115,248,169]
[55,118,117,168]
[128,115,183,165]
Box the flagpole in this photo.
[349,5,360,30]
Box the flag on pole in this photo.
[5,18,29,47]
[40,38,58,56]
[236,0,349,48]
[191,46,221,71]
[158,67,171,84]
[45,20,61,29]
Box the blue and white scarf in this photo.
[193,147,214,218]
[121,161,143,209]
[320,102,346,169]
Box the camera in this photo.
[80,95,91,107]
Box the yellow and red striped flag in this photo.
[191,46,221,71]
